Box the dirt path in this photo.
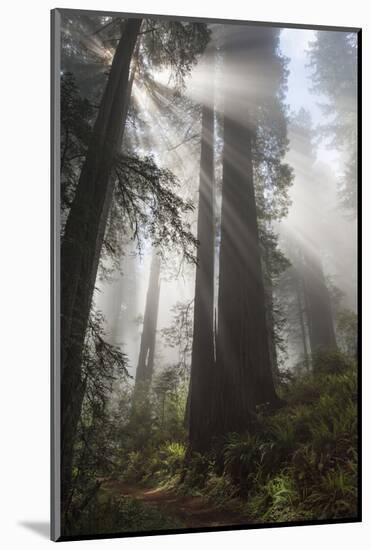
[103,479,250,529]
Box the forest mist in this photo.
[93,23,356,377]
[56,10,358,539]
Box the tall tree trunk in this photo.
[212,33,279,442]
[302,248,337,354]
[188,91,216,452]
[60,18,142,520]
[264,270,279,380]
[294,268,310,370]
[134,252,161,390]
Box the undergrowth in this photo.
[66,492,183,536]
[116,352,358,524]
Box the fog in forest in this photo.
[58,13,358,536]
[91,24,357,378]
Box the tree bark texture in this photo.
[212,29,279,442]
[188,97,216,453]
[135,252,161,388]
[302,248,338,354]
[60,18,142,520]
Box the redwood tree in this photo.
[60,17,210,516]
[134,253,162,390]
[212,28,281,441]
[61,19,142,518]
[302,247,338,354]
[188,54,216,452]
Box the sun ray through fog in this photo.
[55,11,359,537]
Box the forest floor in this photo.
[103,479,250,529]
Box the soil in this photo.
[103,479,250,529]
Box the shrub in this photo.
[67,493,183,536]
[158,441,186,477]
[209,355,358,523]
[303,466,357,519]
[181,452,213,491]
[204,474,240,508]
[223,433,263,483]
[109,351,358,526]
[312,350,351,376]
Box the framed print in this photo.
[51,8,361,541]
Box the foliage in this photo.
[152,367,188,437]
[82,309,131,401]
[113,373,188,487]
[307,31,358,215]
[336,309,358,358]
[246,358,357,521]
[60,72,94,229]
[250,38,293,373]
[61,15,210,95]
[119,439,188,487]
[59,16,358,534]
[178,355,357,522]
[113,153,197,263]
[253,34,293,224]
[65,309,130,525]
[160,300,194,374]
[311,350,352,375]
[260,225,291,367]
[102,353,357,527]
[308,32,357,148]
[140,20,211,87]
[181,452,214,491]
[60,73,198,274]
[66,493,183,536]
[338,149,357,213]
[203,474,240,507]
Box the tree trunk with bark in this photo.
[134,252,161,390]
[264,272,279,380]
[302,248,337,354]
[60,18,142,520]
[294,268,310,370]
[188,95,216,452]
[212,31,279,442]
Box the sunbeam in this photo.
[55,11,359,537]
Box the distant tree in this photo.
[260,227,291,377]
[293,266,310,371]
[134,253,161,393]
[336,308,358,359]
[301,247,338,354]
[160,300,194,376]
[286,110,338,355]
[252,40,293,379]
[308,31,358,214]
[276,231,311,371]
[152,367,185,432]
